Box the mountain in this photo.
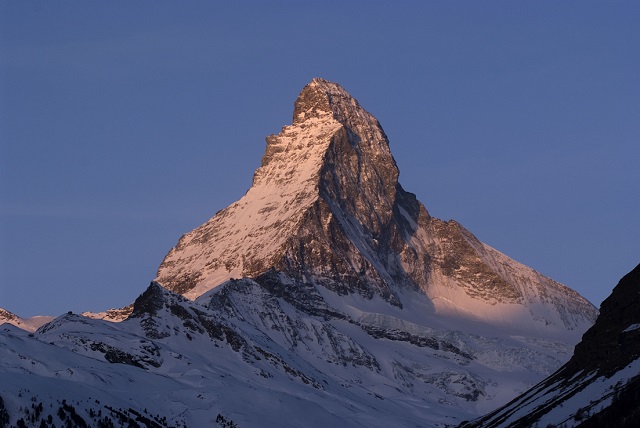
[0,308,53,333]
[157,78,595,337]
[459,263,640,428]
[0,78,598,427]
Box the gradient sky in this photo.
[1,1,638,317]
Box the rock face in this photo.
[569,263,640,376]
[157,78,402,302]
[459,263,640,428]
[156,78,596,335]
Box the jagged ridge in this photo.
[0,78,603,428]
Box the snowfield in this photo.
[0,279,591,428]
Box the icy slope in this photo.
[459,263,640,428]
[1,281,584,427]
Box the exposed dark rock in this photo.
[89,341,161,369]
[360,323,474,360]
[0,308,18,322]
[568,263,640,376]
[254,270,347,320]
[130,282,174,318]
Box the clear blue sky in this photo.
[1,1,638,317]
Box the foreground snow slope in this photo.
[0,280,587,427]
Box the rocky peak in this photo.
[293,78,401,235]
[292,78,335,124]
[157,78,405,299]
[292,78,388,141]
[258,78,399,205]
[130,282,182,318]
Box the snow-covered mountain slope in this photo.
[157,77,596,337]
[459,263,640,428]
[0,307,53,333]
[0,281,586,427]
[0,79,600,427]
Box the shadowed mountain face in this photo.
[569,264,640,376]
[459,263,640,428]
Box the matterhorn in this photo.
[0,78,597,427]
[158,78,595,336]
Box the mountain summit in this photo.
[156,78,595,336]
[157,77,402,302]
